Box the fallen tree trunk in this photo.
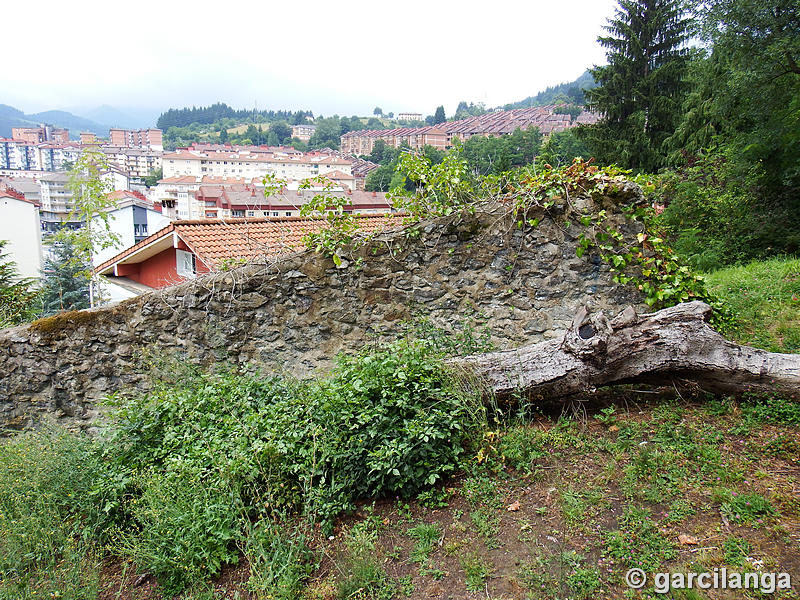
[451,301,800,400]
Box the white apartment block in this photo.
[102,147,162,179]
[38,143,82,171]
[0,139,41,170]
[162,148,352,181]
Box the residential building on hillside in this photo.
[291,124,316,142]
[80,132,99,144]
[12,125,70,144]
[0,185,42,279]
[340,126,448,155]
[94,214,402,294]
[161,148,352,181]
[397,112,422,121]
[341,106,598,154]
[109,128,163,151]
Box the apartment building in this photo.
[12,125,70,144]
[194,182,392,220]
[102,146,162,179]
[0,139,41,170]
[162,148,352,181]
[341,106,597,154]
[397,112,423,121]
[340,126,447,155]
[37,143,82,171]
[291,124,316,142]
[109,128,164,151]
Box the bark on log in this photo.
[451,301,800,400]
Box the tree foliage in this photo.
[63,148,121,268]
[654,0,800,267]
[39,238,91,316]
[0,240,40,328]
[581,0,692,171]
[157,103,311,130]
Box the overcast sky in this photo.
[2,0,618,120]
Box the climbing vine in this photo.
[389,151,730,327]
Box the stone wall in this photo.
[0,188,646,430]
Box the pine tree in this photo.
[581,0,692,171]
[39,238,90,316]
[0,240,40,327]
[433,106,446,125]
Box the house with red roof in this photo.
[93,214,402,296]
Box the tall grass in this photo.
[705,256,800,352]
[0,427,103,599]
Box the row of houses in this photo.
[340,106,600,155]
[0,168,393,299]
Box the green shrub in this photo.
[92,339,480,591]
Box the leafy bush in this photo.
[652,150,800,270]
[93,339,480,592]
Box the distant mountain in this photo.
[0,104,111,139]
[0,104,37,137]
[26,110,109,137]
[504,70,597,110]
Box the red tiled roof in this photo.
[94,214,403,274]
[0,187,33,204]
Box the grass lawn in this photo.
[705,257,800,353]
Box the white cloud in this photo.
[1,0,617,118]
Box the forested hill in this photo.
[504,70,596,109]
[156,103,312,129]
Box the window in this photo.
[232,210,245,217]
[247,210,255,217]
[285,211,292,216]
[176,249,196,278]
[272,211,279,217]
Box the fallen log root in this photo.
[450,301,800,401]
